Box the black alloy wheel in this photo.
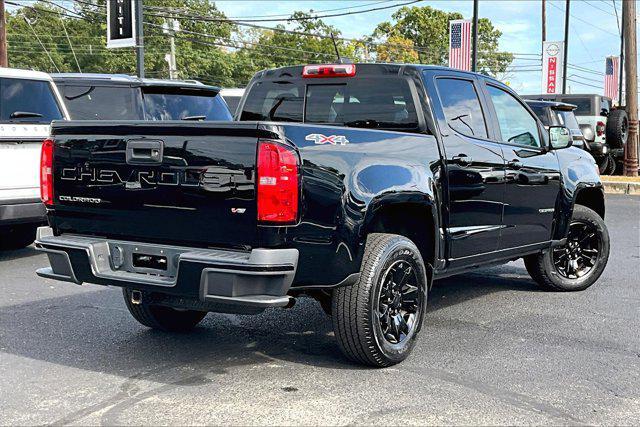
[524,205,609,291]
[376,260,421,345]
[551,220,600,279]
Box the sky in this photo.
[214,0,628,96]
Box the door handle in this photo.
[452,154,472,166]
[507,159,523,169]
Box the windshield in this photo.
[143,89,232,121]
[60,85,143,120]
[0,78,63,124]
[240,78,419,130]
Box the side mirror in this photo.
[549,126,572,150]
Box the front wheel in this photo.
[123,289,207,332]
[332,233,428,367]
[524,205,610,291]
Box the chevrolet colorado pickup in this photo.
[36,64,610,367]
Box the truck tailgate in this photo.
[50,121,261,249]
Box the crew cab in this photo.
[0,68,69,249]
[36,64,609,367]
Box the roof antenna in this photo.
[330,33,342,63]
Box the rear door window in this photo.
[60,85,143,120]
[435,78,487,138]
[0,78,63,123]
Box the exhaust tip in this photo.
[130,290,143,305]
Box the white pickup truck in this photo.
[0,68,69,249]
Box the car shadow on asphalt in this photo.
[0,245,41,262]
[0,264,538,380]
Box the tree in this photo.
[237,12,356,70]
[375,34,419,63]
[372,6,512,75]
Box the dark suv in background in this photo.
[523,94,626,174]
[526,100,587,151]
[52,74,232,121]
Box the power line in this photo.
[548,1,618,37]
[567,77,603,89]
[145,0,424,23]
[220,1,395,20]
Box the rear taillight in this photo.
[257,140,299,223]
[302,64,356,78]
[40,138,54,206]
[596,121,605,137]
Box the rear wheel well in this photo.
[366,203,436,268]
[575,188,605,218]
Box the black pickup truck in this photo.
[35,64,610,367]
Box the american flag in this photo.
[604,56,619,102]
[449,19,472,71]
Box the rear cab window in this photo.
[0,78,63,124]
[240,70,420,131]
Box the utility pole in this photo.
[135,0,145,78]
[562,0,570,94]
[541,0,546,49]
[623,0,638,176]
[618,6,624,107]
[471,0,479,72]
[0,0,8,67]
[163,18,178,79]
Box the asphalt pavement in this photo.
[1,195,639,425]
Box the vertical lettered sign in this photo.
[107,0,136,48]
[542,41,564,94]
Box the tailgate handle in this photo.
[126,139,164,164]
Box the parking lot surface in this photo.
[1,195,639,425]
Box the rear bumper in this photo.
[0,198,46,225]
[586,142,609,157]
[34,227,298,309]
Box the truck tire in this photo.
[605,109,628,149]
[0,224,37,250]
[332,233,428,367]
[122,289,206,332]
[524,205,609,291]
[596,154,615,175]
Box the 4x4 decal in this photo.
[305,133,349,146]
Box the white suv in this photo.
[0,68,69,249]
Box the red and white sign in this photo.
[542,41,564,94]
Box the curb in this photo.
[602,181,640,195]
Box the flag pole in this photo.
[471,0,479,72]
